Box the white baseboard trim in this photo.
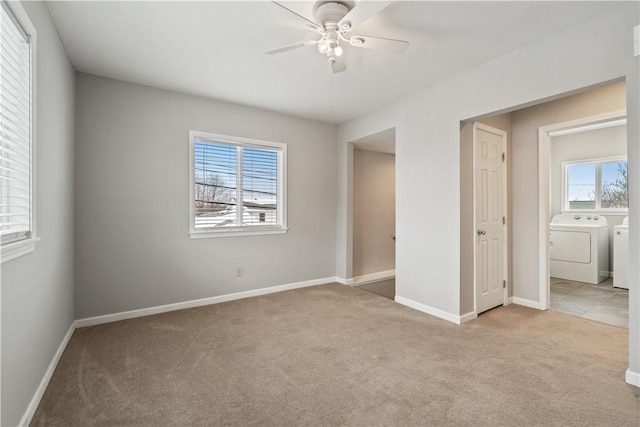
[353,269,395,286]
[76,276,336,328]
[19,322,76,427]
[395,295,463,325]
[459,311,478,324]
[511,296,544,310]
[625,369,640,387]
[334,276,354,286]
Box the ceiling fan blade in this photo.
[348,35,409,53]
[331,56,347,73]
[338,0,390,32]
[265,40,318,55]
[271,2,322,32]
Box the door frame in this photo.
[537,110,626,310]
[473,122,509,315]
[347,129,397,287]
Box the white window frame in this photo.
[1,0,39,263]
[562,155,628,214]
[189,130,288,238]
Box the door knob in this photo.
[477,229,486,236]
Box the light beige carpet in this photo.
[32,284,639,426]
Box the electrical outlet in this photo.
[236,267,243,277]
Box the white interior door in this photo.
[474,123,506,314]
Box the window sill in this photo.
[2,236,40,263]
[189,228,288,239]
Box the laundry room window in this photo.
[563,157,628,211]
[188,131,287,238]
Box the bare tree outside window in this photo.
[601,162,628,208]
[194,174,234,216]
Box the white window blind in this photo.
[190,131,287,237]
[194,141,238,228]
[242,147,279,226]
[0,1,32,245]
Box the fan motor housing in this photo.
[313,1,352,26]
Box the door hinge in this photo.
[502,216,506,225]
[503,280,506,289]
[502,152,505,162]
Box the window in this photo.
[1,1,37,262]
[189,131,287,238]
[564,157,628,211]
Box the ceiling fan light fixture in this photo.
[267,0,408,73]
[318,39,330,54]
[319,30,342,56]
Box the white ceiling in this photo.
[46,1,621,124]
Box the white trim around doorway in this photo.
[537,109,626,310]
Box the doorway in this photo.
[540,112,629,327]
[350,128,396,299]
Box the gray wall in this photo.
[353,149,395,277]
[625,50,639,383]
[0,2,75,425]
[338,2,637,331]
[511,81,626,300]
[459,122,474,314]
[74,74,338,318]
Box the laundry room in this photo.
[548,113,629,326]
[501,79,629,328]
[550,120,627,274]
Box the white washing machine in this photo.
[613,216,629,289]
[550,214,609,284]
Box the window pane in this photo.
[0,3,32,244]
[601,161,628,208]
[193,141,237,229]
[567,163,595,209]
[242,147,277,226]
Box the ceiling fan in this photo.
[266,0,409,73]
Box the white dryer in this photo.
[550,214,609,284]
[613,216,629,289]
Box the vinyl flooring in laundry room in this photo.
[550,278,629,328]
